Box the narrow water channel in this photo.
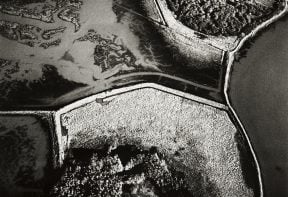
[229,15,288,197]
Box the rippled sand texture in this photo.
[60,88,258,197]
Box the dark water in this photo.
[0,115,54,196]
[229,15,288,197]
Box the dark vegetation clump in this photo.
[49,145,193,197]
[166,0,284,36]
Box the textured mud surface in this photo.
[60,88,259,197]
[50,146,194,197]
[0,0,274,196]
[166,0,283,36]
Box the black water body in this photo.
[229,15,288,197]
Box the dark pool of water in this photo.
[229,15,288,197]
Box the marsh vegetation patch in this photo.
[50,145,198,197]
[166,0,283,36]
